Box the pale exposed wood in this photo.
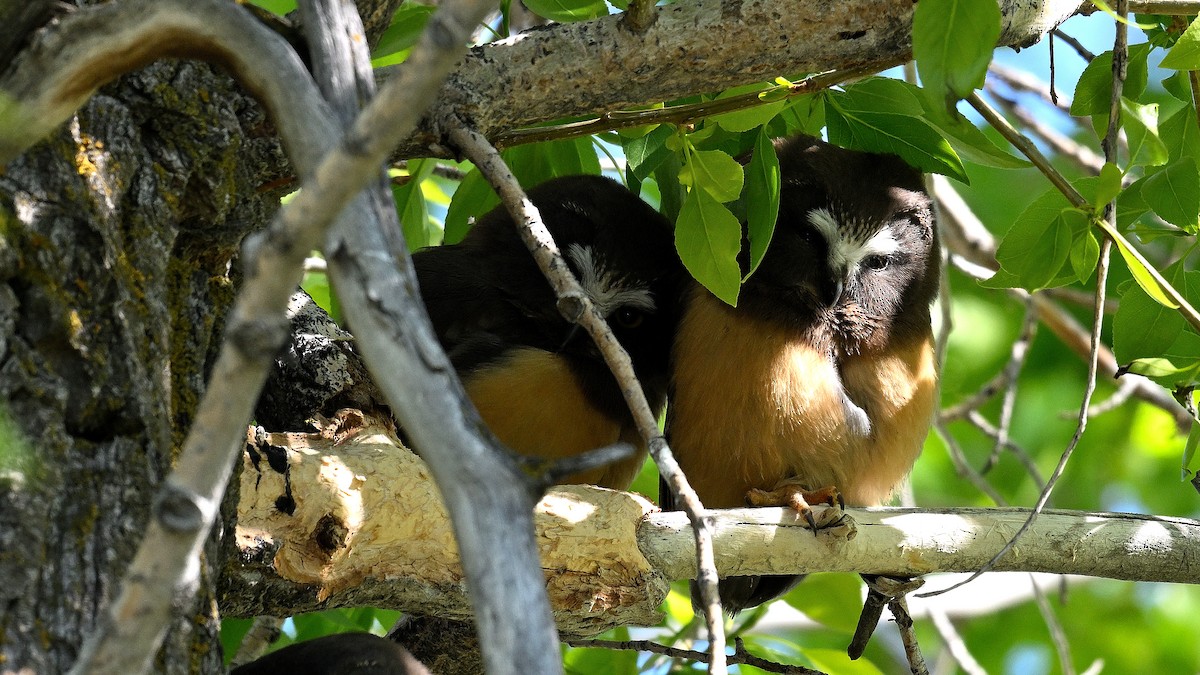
[233,419,667,636]
[230,421,1200,636]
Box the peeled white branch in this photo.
[228,421,1200,636]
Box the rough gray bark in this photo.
[0,59,286,674]
[0,1,396,671]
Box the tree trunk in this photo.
[0,59,285,674]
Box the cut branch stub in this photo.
[234,415,668,636]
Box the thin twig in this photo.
[1051,28,1097,62]
[1084,377,1141,418]
[445,121,727,675]
[928,609,987,675]
[492,65,879,149]
[1032,578,1076,675]
[564,638,826,675]
[933,421,1008,506]
[987,84,1104,174]
[983,299,1038,473]
[966,411,1047,486]
[988,62,1075,113]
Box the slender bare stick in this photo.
[564,638,825,675]
[928,609,988,675]
[444,121,728,675]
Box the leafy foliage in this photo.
[228,2,1200,673]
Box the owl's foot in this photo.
[746,480,845,532]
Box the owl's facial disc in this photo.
[806,207,899,307]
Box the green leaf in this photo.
[772,95,826,137]
[250,0,296,15]
[676,189,743,305]
[1142,157,1200,231]
[825,98,967,181]
[1161,104,1200,165]
[220,618,254,665]
[393,160,439,251]
[921,105,1031,169]
[1111,231,1179,308]
[836,77,925,116]
[711,83,789,133]
[1071,44,1152,116]
[744,129,780,280]
[1069,217,1100,284]
[522,0,607,22]
[992,188,1079,290]
[803,647,886,675]
[784,573,863,634]
[624,124,676,182]
[680,149,744,203]
[1161,15,1200,69]
[443,169,497,244]
[1121,98,1169,168]
[1184,421,1200,480]
[912,0,1000,103]
[1162,70,1193,102]
[1093,162,1125,208]
[1114,282,1186,362]
[371,3,435,65]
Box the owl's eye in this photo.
[862,254,890,271]
[614,307,644,328]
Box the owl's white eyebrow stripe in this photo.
[807,208,899,272]
[567,243,656,315]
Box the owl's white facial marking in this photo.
[566,243,655,316]
[807,208,899,275]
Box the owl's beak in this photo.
[826,277,845,308]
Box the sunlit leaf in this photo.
[1184,422,1200,480]
[912,0,1000,103]
[1069,217,1100,284]
[444,168,497,244]
[711,83,789,133]
[992,186,1079,290]
[1114,282,1187,362]
[1093,162,1125,208]
[1110,230,1180,308]
[1142,157,1200,231]
[676,189,742,305]
[679,149,744,203]
[1121,98,1169,168]
[522,0,607,22]
[624,124,675,182]
[372,3,435,65]
[825,96,967,181]
[1161,15,1200,69]
[1071,43,1152,116]
[744,128,780,280]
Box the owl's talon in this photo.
[746,480,844,533]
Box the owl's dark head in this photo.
[742,135,939,355]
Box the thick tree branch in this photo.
[226,427,1200,634]
[385,0,1089,158]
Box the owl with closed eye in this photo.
[665,135,940,613]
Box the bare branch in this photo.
[564,638,826,675]
[226,429,1200,630]
[933,175,1193,431]
[442,121,728,675]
